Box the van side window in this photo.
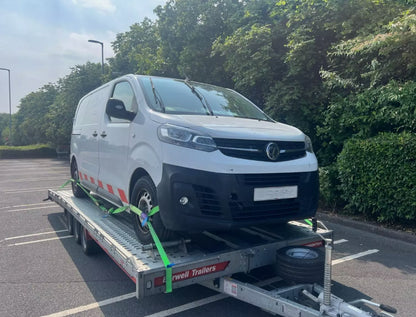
[111,81,138,119]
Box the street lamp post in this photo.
[88,39,104,74]
[0,67,12,144]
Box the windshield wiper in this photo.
[149,77,165,113]
[184,78,214,115]
[233,115,273,122]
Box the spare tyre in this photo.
[275,246,325,284]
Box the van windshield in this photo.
[139,77,272,121]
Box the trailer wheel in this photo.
[275,246,324,284]
[132,176,176,244]
[80,227,100,255]
[65,210,74,235]
[74,219,81,244]
[71,160,89,198]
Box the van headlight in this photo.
[305,135,314,153]
[158,124,217,152]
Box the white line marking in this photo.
[38,248,380,317]
[334,239,348,245]
[4,205,58,213]
[0,202,54,210]
[0,177,66,184]
[1,188,51,194]
[144,294,228,317]
[0,187,48,193]
[39,292,136,317]
[8,235,73,246]
[5,230,67,241]
[332,249,379,265]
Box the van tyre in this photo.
[275,246,324,284]
[71,160,89,198]
[132,176,176,244]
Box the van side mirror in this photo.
[106,98,135,121]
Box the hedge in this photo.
[0,144,56,159]
[337,132,416,223]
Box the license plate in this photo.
[253,186,298,201]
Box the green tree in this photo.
[154,0,245,85]
[45,62,103,146]
[11,84,58,145]
[322,9,416,91]
[109,18,163,77]
[0,113,11,145]
[318,7,416,164]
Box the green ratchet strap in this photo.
[130,205,173,292]
[304,219,313,227]
[60,179,174,293]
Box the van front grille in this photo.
[229,199,300,221]
[241,173,300,187]
[213,138,306,162]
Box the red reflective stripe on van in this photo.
[118,189,128,204]
[98,180,104,189]
[107,184,114,194]
[90,177,95,184]
[84,173,88,180]
[78,172,83,180]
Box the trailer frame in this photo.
[48,189,397,316]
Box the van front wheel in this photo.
[132,176,176,244]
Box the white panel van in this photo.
[70,75,318,243]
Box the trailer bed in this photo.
[48,189,332,299]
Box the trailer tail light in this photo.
[303,240,324,248]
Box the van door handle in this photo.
[92,131,98,137]
[100,131,107,138]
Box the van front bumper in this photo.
[157,164,318,232]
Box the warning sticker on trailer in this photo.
[154,261,230,286]
[223,278,238,297]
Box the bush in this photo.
[337,132,416,223]
[317,80,416,165]
[319,164,345,211]
[0,144,56,159]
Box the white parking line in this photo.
[4,205,58,213]
[0,177,66,184]
[144,294,228,317]
[0,202,54,210]
[1,187,52,194]
[334,239,348,245]
[332,249,379,265]
[40,293,136,317]
[8,236,73,246]
[39,247,379,317]
[5,230,67,241]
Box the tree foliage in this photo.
[12,84,58,145]
[1,0,413,157]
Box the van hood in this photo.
[150,113,305,141]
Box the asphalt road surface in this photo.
[0,158,415,317]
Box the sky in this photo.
[0,0,166,114]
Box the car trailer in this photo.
[48,189,397,317]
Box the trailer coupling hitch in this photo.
[349,299,397,316]
[306,236,397,317]
[302,286,396,317]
